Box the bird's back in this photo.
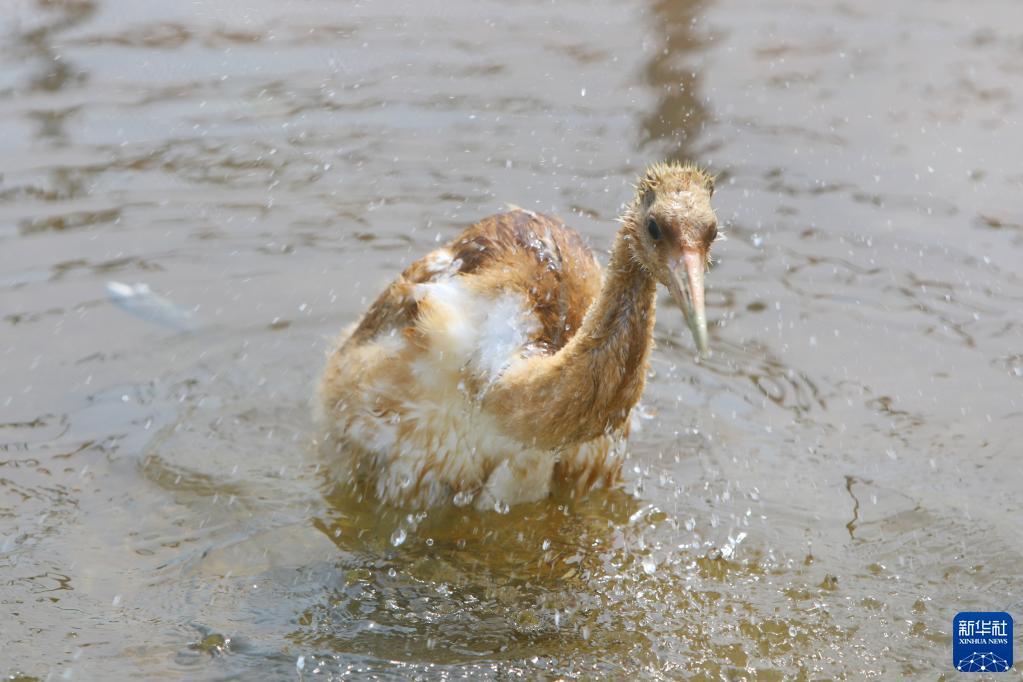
[344,209,603,355]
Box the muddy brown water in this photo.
[2,0,1022,678]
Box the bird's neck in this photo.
[571,226,658,360]
[488,224,657,450]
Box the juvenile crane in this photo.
[320,162,719,510]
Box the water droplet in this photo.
[296,655,305,671]
[642,558,656,574]
[390,528,407,547]
[452,490,474,507]
[494,499,510,514]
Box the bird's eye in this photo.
[646,218,661,241]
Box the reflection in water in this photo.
[640,0,710,160]
[3,0,97,243]
[294,485,643,666]
[287,476,853,677]
[13,0,96,132]
[316,481,640,583]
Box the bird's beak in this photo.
[667,246,709,356]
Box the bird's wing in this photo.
[344,209,602,355]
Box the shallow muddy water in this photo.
[2,0,1022,678]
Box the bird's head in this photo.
[627,161,718,355]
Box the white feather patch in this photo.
[414,278,538,384]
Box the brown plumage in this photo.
[320,161,718,510]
